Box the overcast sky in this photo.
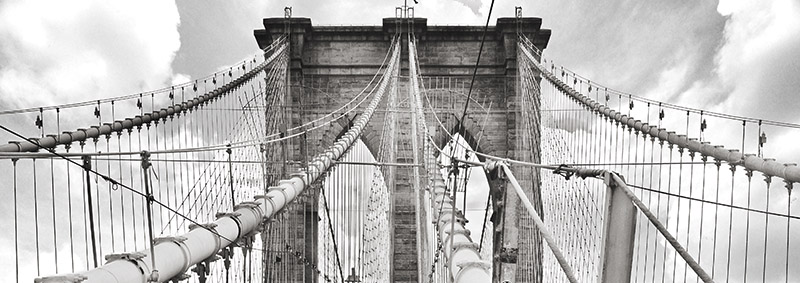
[1,0,798,124]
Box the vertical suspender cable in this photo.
[82,155,99,268]
[13,159,20,281]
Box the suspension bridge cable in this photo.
[627,182,799,220]
[519,37,798,282]
[410,38,493,282]
[0,37,287,116]
[0,39,282,116]
[0,42,388,157]
[521,32,800,130]
[519,42,800,184]
[497,162,580,283]
[457,0,496,127]
[445,0,496,196]
[0,102,358,157]
[609,173,715,283]
[477,191,491,252]
[319,185,346,281]
[556,65,800,129]
[0,124,240,246]
[456,151,716,282]
[33,33,401,283]
[0,42,289,153]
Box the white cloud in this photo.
[646,59,692,103]
[451,0,482,15]
[633,0,800,160]
[0,0,183,109]
[0,1,184,279]
[171,73,191,86]
[713,0,800,120]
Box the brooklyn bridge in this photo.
[1,5,798,283]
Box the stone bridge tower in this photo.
[254,13,550,283]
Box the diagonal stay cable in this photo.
[448,0,496,184]
[457,0,496,127]
[0,36,287,116]
[0,124,240,246]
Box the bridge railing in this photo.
[0,36,290,283]
[409,37,493,283]
[1,32,405,283]
[519,33,799,282]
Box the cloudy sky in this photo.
[1,0,798,127]
[1,0,799,281]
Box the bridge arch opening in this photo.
[316,139,393,282]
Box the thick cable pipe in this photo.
[408,40,430,144]
[519,45,800,183]
[426,162,491,283]
[1,43,287,153]
[472,151,712,282]
[609,173,714,283]
[450,150,713,282]
[409,38,435,281]
[409,39,491,283]
[36,39,400,283]
[408,34,426,282]
[555,60,800,129]
[490,162,580,283]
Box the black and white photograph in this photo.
[0,1,798,282]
